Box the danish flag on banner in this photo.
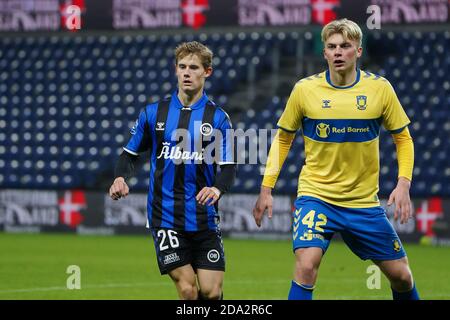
[181,0,209,29]
[60,0,86,31]
[416,197,443,237]
[59,190,86,228]
[311,0,340,25]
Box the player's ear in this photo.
[356,46,363,58]
[204,66,213,78]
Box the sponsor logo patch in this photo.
[207,249,220,263]
[163,252,180,265]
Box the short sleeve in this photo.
[277,82,304,132]
[217,110,234,165]
[382,80,410,133]
[124,109,151,155]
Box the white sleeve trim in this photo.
[219,161,235,165]
[123,147,138,156]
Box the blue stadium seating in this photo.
[0,31,277,190]
[0,30,448,197]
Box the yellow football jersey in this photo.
[277,69,410,208]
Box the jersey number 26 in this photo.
[157,229,180,251]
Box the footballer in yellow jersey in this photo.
[276,68,410,208]
[252,19,419,300]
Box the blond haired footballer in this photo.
[253,19,419,300]
[110,42,235,300]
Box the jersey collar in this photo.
[325,68,361,89]
[172,89,209,110]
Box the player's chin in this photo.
[333,64,348,72]
[182,85,199,93]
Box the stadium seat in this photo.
[0,31,447,197]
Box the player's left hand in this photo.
[196,187,221,206]
[387,177,412,224]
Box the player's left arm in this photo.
[382,80,414,224]
[196,110,236,206]
[387,127,414,224]
[196,164,236,206]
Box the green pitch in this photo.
[0,232,449,300]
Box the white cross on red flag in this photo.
[58,190,86,228]
[416,197,443,237]
[181,0,209,29]
[311,0,340,25]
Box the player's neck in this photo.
[329,67,357,87]
[177,89,203,107]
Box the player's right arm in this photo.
[252,83,303,227]
[252,129,295,226]
[109,151,139,200]
[109,106,153,200]
[110,177,129,200]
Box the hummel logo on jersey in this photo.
[322,100,331,108]
[156,122,165,131]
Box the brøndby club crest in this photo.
[356,95,367,110]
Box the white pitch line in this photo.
[0,286,69,294]
[0,279,285,294]
[0,282,171,294]
[320,294,450,299]
[1,280,449,299]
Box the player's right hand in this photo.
[252,186,273,227]
[109,177,129,200]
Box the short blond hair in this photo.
[174,41,213,69]
[321,18,363,47]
